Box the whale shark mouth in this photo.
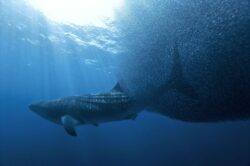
[29,103,41,111]
[29,100,52,115]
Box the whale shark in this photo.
[30,83,138,136]
[29,43,198,136]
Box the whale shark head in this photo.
[29,98,82,137]
[29,100,64,124]
[29,101,49,116]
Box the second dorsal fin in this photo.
[111,82,123,92]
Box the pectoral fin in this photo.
[61,115,77,137]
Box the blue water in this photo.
[0,0,250,166]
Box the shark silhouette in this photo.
[29,43,198,136]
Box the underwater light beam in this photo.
[27,0,124,27]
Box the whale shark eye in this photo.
[27,0,125,27]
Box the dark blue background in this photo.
[0,0,249,166]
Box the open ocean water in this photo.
[0,0,249,166]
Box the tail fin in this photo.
[159,42,198,99]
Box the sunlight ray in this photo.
[27,0,124,27]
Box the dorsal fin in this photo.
[158,42,198,99]
[111,82,123,92]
